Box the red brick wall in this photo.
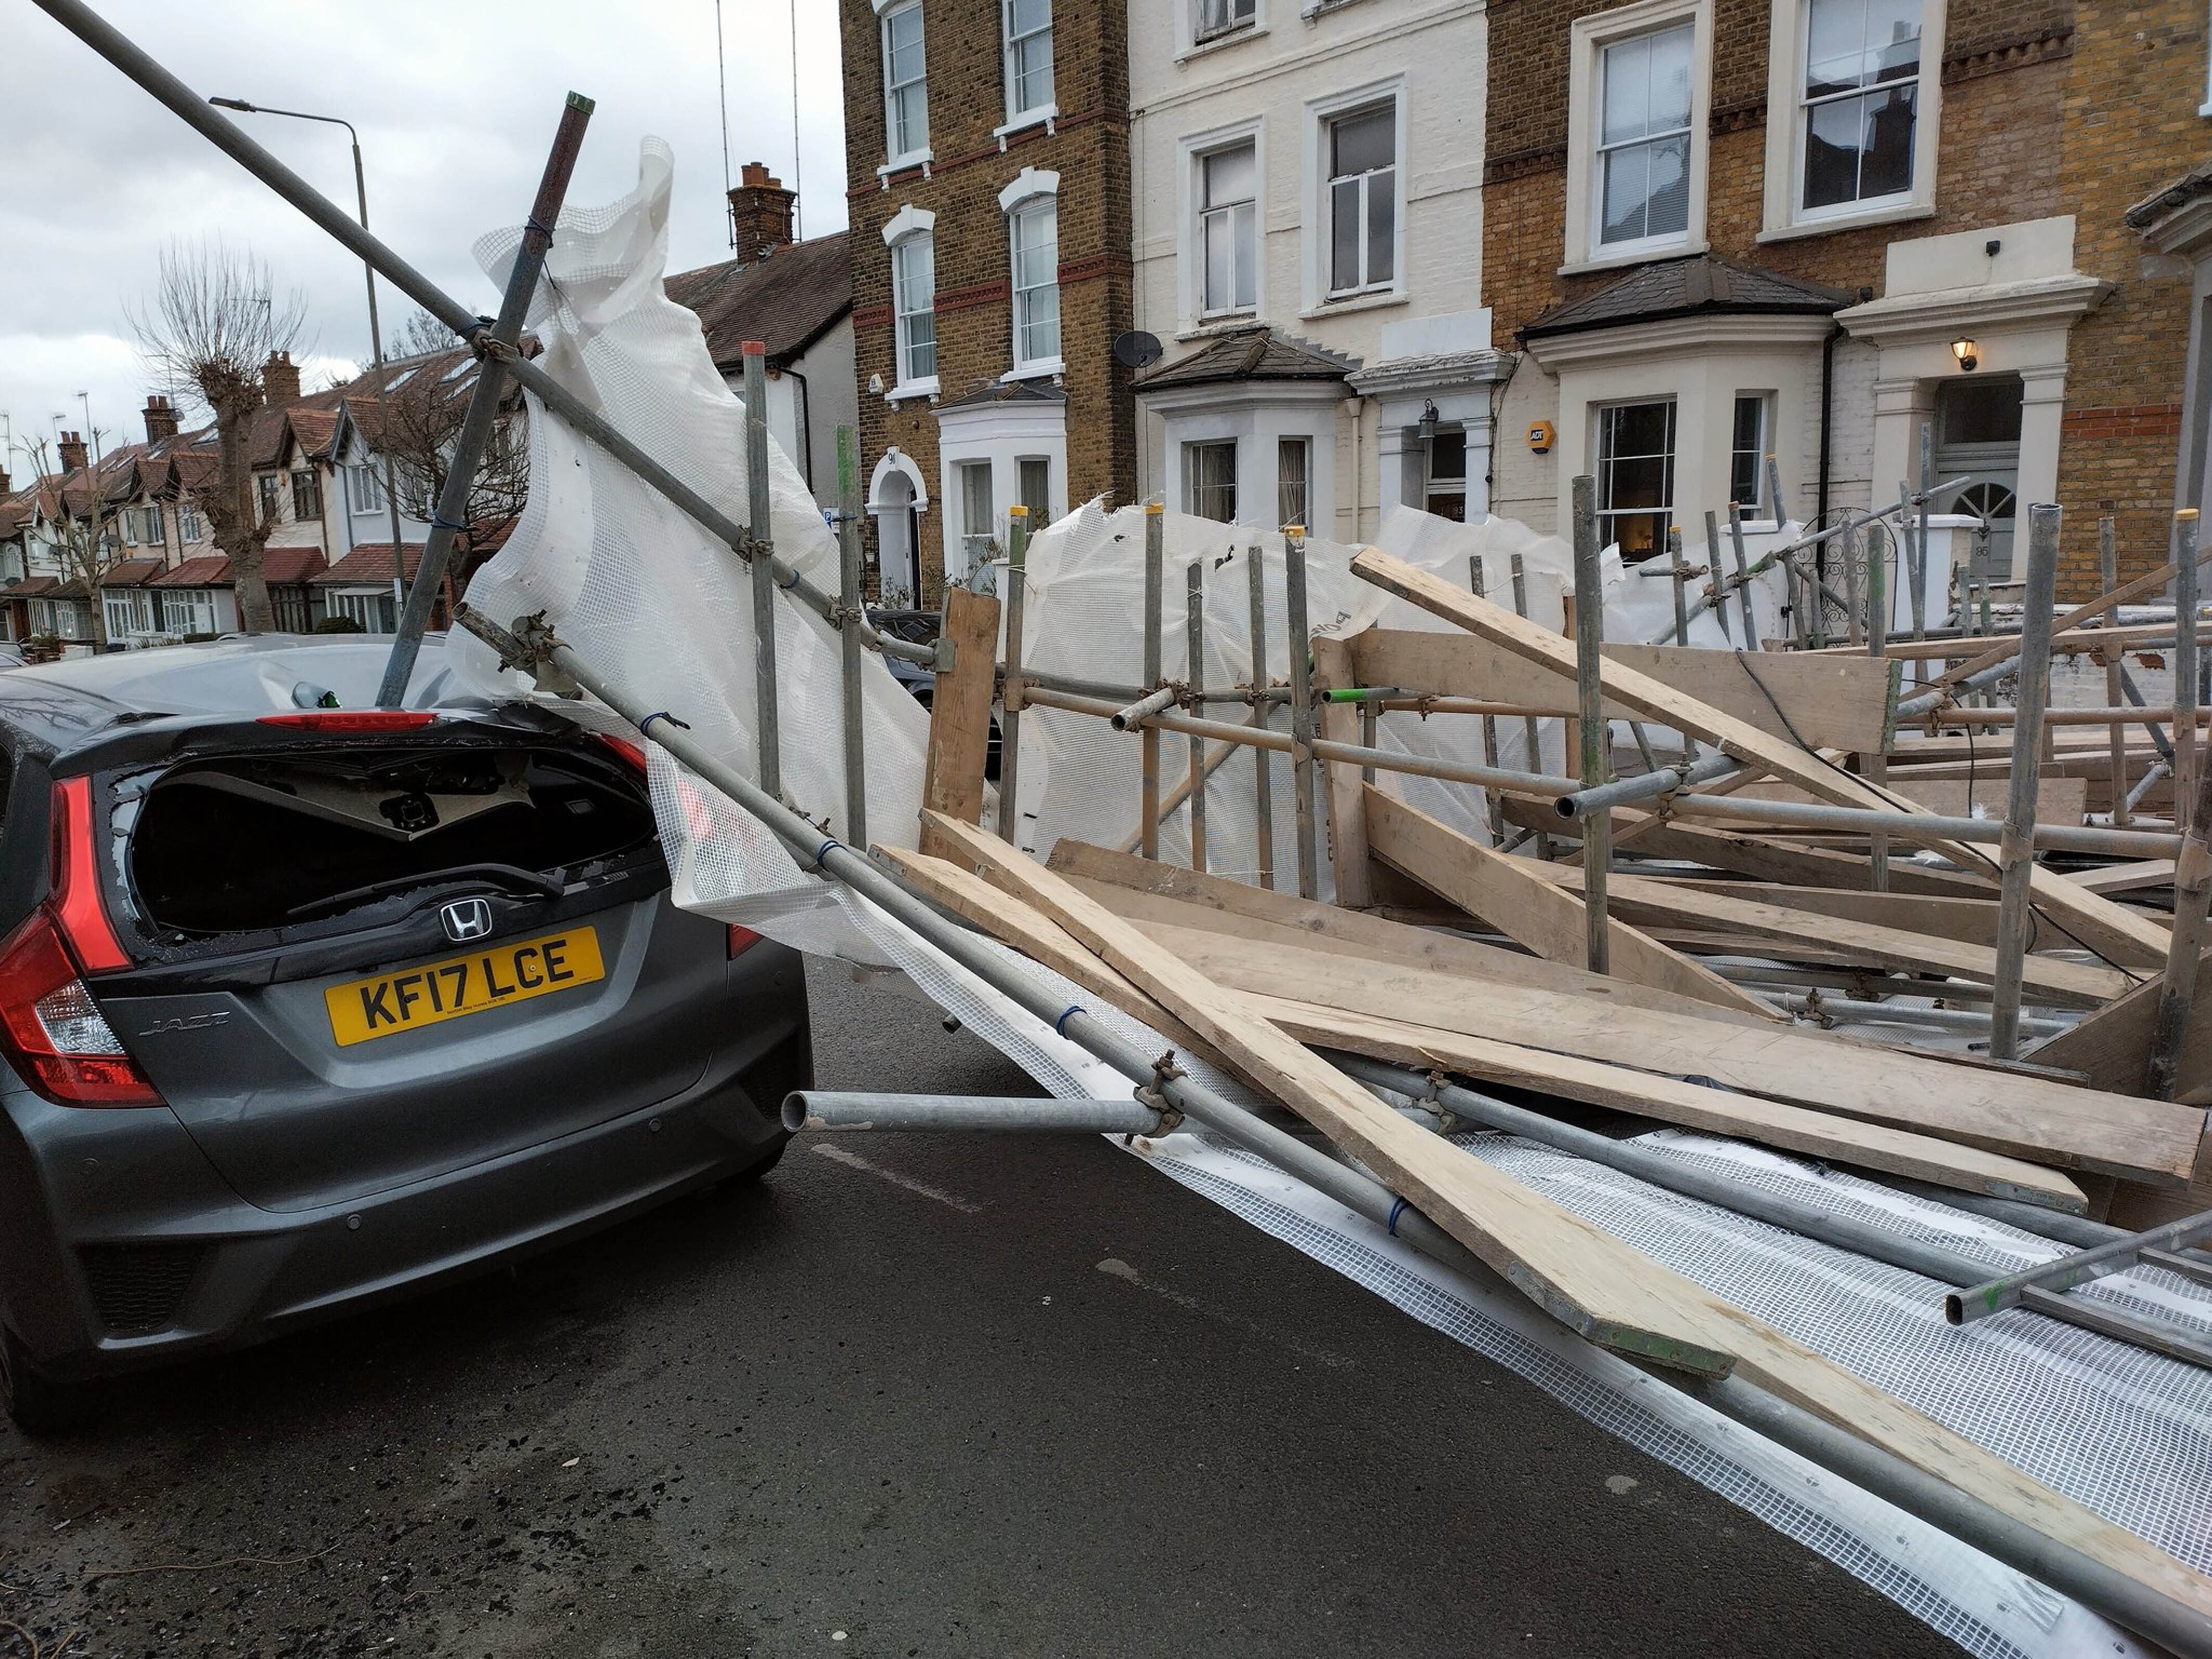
[2052,1,2205,589]
[1481,0,2203,595]
[842,0,1135,602]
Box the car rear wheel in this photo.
[0,1324,93,1436]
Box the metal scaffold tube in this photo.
[783,1093,1168,1135]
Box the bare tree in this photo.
[131,240,310,634]
[372,309,530,582]
[16,433,124,651]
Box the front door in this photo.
[1934,375,2023,577]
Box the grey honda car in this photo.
[0,637,808,1432]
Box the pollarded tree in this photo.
[131,241,310,634]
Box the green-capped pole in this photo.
[1245,543,1277,889]
[1571,475,1610,976]
[1140,503,1165,859]
[1284,525,1320,899]
[837,424,867,850]
[998,504,1030,844]
[1185,560,1208,871]
[1510,552,1552,859]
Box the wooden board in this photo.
[1309,634,1372,906]
[1540,866,2131,1008]
[918,587,1002,859]
[1352,547,2170,970]
[1128,915,2203,1182]
[1247,995,2084,1212]
[922,812,1740,1372]
[2067,860,2178,896]
[1497,796,2002,900]
[1046,838,1780,1026]
[912,824,2212,1614]
[2028,958,2212,1108]
[1364,786,1778,1019]
[1616,876,2062,953]
[1347,626,1900,753]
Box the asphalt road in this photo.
[0,961,1962,1658]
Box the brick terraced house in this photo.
[842,0,1137,603]
[1482,0,2211,593]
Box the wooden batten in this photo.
[917,587,1002,860]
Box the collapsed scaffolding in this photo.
[30,0,2212,1652]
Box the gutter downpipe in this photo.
[1816,320,1843,579]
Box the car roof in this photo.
[0,635,520,756]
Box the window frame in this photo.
[1593,397,1679,564]
[1323,100,1399,300]
[1197,138,1262,320]
[1017,455,1052,527]
[1591,22,1697,259]
[956,459,997,575]
[1276,436,1310,531]
[350,460,385,516]
[1186,439,1239,523]
[1562,0,1713,274]
[256,474,283,524]
[1304,80,1407,313]
[162,588,218,636]
[1008,194,1063,375]
[880,0,931,170]
[291,470,322,522]
[884,207,940,398]
[1193,0,1257,47]
[1759,0,1943,241]
[1728,392,1774,520]
[1002,0,1055,128]
[179,507,204,544]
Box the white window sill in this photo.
[1003,359,1065,381]
[885,377,940,405]
[995,106,1057,146]
[877,150,934,185]
[1757,200,1934,246]
[1301,288,1407,320]
[1182,310,1259,339]
[1559,239,1705,278]
[1177,24,1264,62]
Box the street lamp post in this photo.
[209,97,409,623]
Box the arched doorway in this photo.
[1935,375,2023,576]
[867,449,928,609]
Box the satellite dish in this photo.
[1113,330,1164,370]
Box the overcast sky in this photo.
[1,0,847,477]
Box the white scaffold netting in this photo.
[453,138,932,965]
[448,147,2208,1656]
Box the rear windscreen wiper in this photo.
[286,863,566,922]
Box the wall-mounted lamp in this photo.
[1418,400,1439,444]
[1951,337,1980,373]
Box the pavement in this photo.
[0,960,1963,1658]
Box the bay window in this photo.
[1187,441,1238,523]
[1596,399,1677,562]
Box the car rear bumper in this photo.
[0,946,810,1380]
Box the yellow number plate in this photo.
[325,927,606,1047]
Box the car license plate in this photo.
[325,927,606,1047]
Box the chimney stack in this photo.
[727,162,798,262]
[57,432,88,474]
[0,470,11,499]
[262,350,302,408]
[143,393,179,443]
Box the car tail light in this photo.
[0,912,161,1107]
[596,735,649,775]
[728,924,764,959]
[48,777,128,974]
[257,710,440,732]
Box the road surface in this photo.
[0,961,1959,1656]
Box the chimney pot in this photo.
[726,161,798,261]
[143,393,180,443]
[261,350,302,409]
